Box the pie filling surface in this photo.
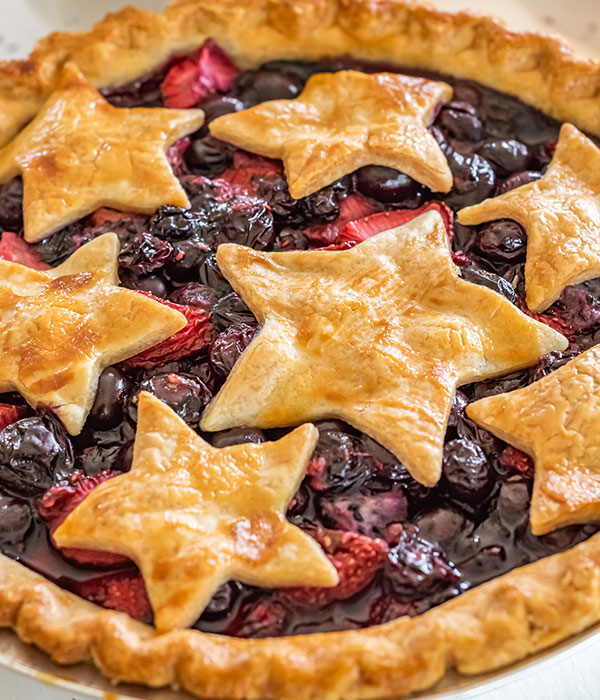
[0,42,598,639]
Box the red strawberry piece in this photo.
[161,39,239,109]
[304,193,381,247]
[519,303,572,340]
[72,571,152,622]
[338,201,454,246]
[281,529,389,606]
[0,404,27,431]
[499,446,534,477]
[37,470,128,567]
[0,232,50,270]
[122,293,214,370]
[89,208,143,228]
[217,151,283,196]
[167,136,191,176]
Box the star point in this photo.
[468,346,600,535]
[54,392,338,631]
[0,233,186,434]
[458,123,600,312]
[0,62,204,242]
[210,70,453,198]
[201,210,567,486]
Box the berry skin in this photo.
[281,530,389,606]
[161,39,239,108]
[0,232,50,270]
[72,571,152,622]
[303,193,379,247]
[122,294,214,369]
[499,446,534,478]
[210,323,258,376]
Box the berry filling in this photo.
[0,42,598,638]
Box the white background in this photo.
[0,1,599,698]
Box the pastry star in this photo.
[468,346,600,535]
[458,124,600,312]
[210,70,453,198]
[54,392,338,631]
[200,211,567,487]
[0,233,185,434]
[0,63,204,242]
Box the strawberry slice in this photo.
[0,404,27,431]
[72,571,152,622]
[167,136,191,176]
[37,470,128,567]
[161,39,240,109]
[304,193,381,247]
[338,201,454,246]
[281,529,389,606]
[217,151,283,196]
[122,294,214,370]
[499,446,534,477]
[0,232,50,270]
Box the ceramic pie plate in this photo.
[1,1,600,699]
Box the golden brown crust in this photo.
[2,531,600,699]
[1,1,600,697]
[0,0,600,147]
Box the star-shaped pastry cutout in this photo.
[210,70,453,198]
[0,233,185,434]
[54,392,338,631]
[468,346,600,535]
[458,124,600,312]
[0,63,204,242]
[200,211,567,487]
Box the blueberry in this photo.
[455,415,500,454]
[272,228,309,251]
[0,179,23,231]
[447,390,468,428]
[478,139,530,175]
[35,224,79,266]
[237,70,302,105]
[211,427,265,448]
[198,252,232,294]
[299,186,341,223]
[415,507,471,547]
[460,267,517,303]
[438,102,485,142]
[199,95,245,124]
[119,232,172,275]
[212,292,255,331]
[168,283,218,311]
[210,323,258,376]
[185,135,234,176]
[496,170,542,195]
[476,220,527,263]
[553,286,600,335]
[309,430,374,493]
[149,206,210,241]
[442,439,492,504]
[445,152,496,209]
[88,368,131,431]
[260,59,326,84]
[256,176,301,222]
[385,528,460,597]
[201,581,243,620]
[355,166,421,204]
[0,415,74,496]
[139,373,212,425]
[166,239,211,283]
[0,492,32,546]
[468,369,529,401]
[101,66,166,108]
[215,199,274,249]
[496,476,530,525]
[76,444,124,476]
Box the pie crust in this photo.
[0,1,599,699]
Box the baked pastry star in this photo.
[458,124,600,312]
[210,70,453,198]
[0,63,204,242]
[54,392,338,631]
[0,233,185,434]
[201,210,567,487]
[468,346,600,535]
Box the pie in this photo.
[0,1,599,699]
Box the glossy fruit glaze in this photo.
[0,41,598,638]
